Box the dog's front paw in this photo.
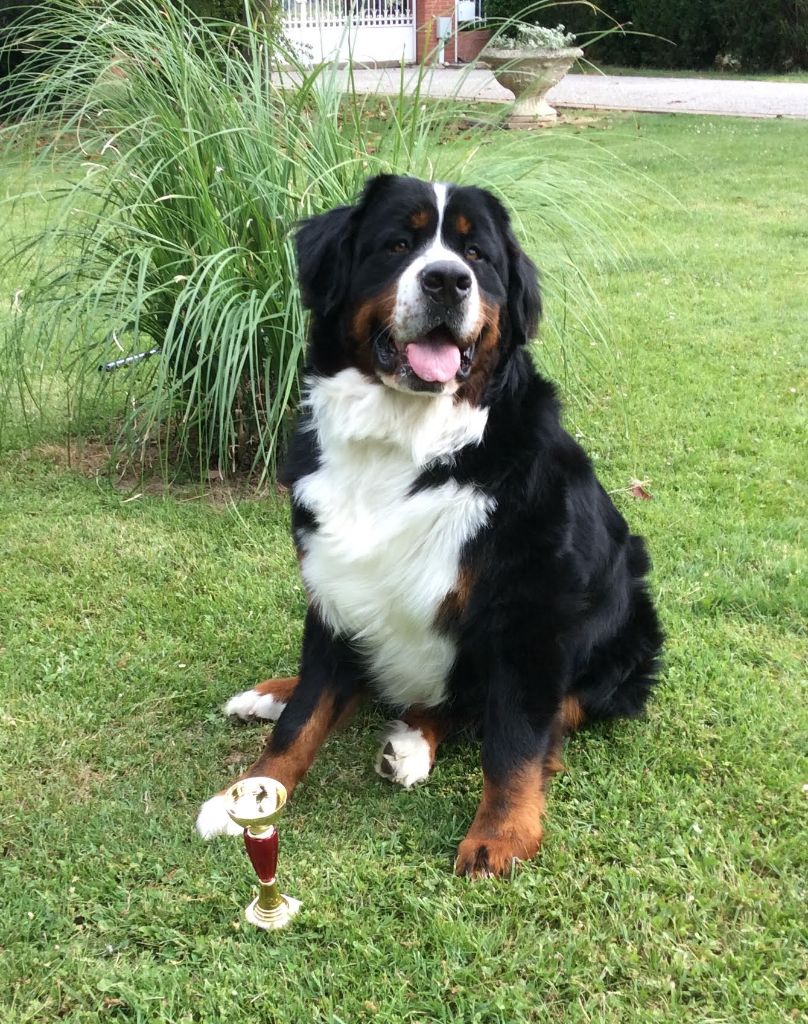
[224,687,287,722]
[195,793,242,839]
[374,720,433,789]
[454,831,542,879]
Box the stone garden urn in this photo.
[483,45,583,127]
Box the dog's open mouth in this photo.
[378,326,475,386]
[406,327,464,384]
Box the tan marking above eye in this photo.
[408,209,430,230]
[456,214,472,235]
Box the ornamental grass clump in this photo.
[3,1,367,475]
[1,0,639,480]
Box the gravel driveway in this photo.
[343,67,808,119]
[549,73,808,118]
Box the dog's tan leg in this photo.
[454,758,545,878]
[196,685,361,839]
[197,611,364,839]
[455,695,585,878]
[246,688,363,794]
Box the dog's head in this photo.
[296,174,541,403]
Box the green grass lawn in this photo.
[1,113,806,1023]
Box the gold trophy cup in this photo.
[224,777,301,930]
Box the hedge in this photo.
[0,2,252,91]
[484,0,808,71]
[183,0,249,20]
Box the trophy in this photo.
[224,777,301,930]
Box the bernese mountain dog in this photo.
[197,174,663,878]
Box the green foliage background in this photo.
[0,2,251,90]
[1,1,41,87]
[485,0,808,70]
[184,0,248,18]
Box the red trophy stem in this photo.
[243,826,279,883]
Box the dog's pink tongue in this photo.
[405,340,461,383]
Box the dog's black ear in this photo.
[506,230,542,347]
[358,173,402,204]
[482,189,542,348]
[295,204,356,318]
[296,175,416,319]
[295,175,403,319]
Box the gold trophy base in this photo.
[245,882,301,931]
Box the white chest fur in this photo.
[294,369,494,709]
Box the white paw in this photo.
[374,721,433,789]
[224,687,287,722]
[195,793,243,839]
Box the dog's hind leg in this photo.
[375,706,452,789]
[543,694,586,776]
[224,676,300,722]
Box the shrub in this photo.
[484,1,808,71]
[491,22,578,48]
[1,1,62,113]
[183,0,247,19]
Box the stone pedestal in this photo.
[483,46,583,126]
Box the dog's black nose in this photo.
[420,262,472,308]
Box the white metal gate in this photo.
[283,0,416,66]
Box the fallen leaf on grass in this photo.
[629,479,653,500]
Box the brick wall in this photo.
[456,27,492,63]
[415,0,452,63]
[415,1,492,64]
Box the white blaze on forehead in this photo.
[391,181,481,344]
[433,181,448,236]
[421,181,460,265]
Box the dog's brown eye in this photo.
[465,245,482,261]
[390,239,410,254]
